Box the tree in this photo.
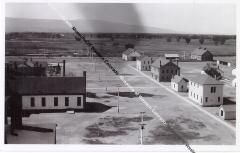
[125,43,135,49]
[166,37,172,42]
[185,37,191,44]
[199,37,204,45]
[203,63,222,80]
[176,36,181,42]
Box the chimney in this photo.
[63,60,65,76]
[83,71,86,77]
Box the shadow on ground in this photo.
[107,92,166,98]
[223,97,236,105]
[85,102,112,113]
[84,116,153,142]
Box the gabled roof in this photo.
[191,48,211,56]
[220,105,236,112]
[137,56,152,61]
[188,75,224,85]
[151,57,178,68]
[165,54,179,58]
[8,77,86,95]
[122,48,137,55]
[171,75,188,83]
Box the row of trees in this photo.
[165,35,229,45]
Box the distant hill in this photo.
[5,17,177,34]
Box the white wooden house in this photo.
[136,56,153,71]
[219,105,236,120]
[171,75,188,92]
[188,75,224,106]
[122,48,141,61]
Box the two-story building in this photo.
[7,71,87,114]
[151,57,180,82]
[188,75,224,106]
[136,56,153,71]
[122,48,141,61]
[191,47,213,61]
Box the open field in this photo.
[6,33,236,57]
[16,56,235,145]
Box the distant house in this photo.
[122,48,141,61]
[151,57,180,82]
[7,71,87,114]
[188,75,224,106]
[219,105,236,120]
[171,75,188,92]
[191,47,213,61]
[232,78,236,87]
[164,54,179,61]
[136,56,153,71]
[215,56,236,67]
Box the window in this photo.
[144,61,145,64]
[211,87,216,93]
[65,97,69,106]
[30,97,35,107]
[42,97,46,107]
[54,97,58,106]
[205,97,208,102]
[218,97,220,102]
[148,61,149,64]
[77,97,82,106]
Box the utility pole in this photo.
[117,87,119,113]
[139,123,146,145]
[140,112,145,122]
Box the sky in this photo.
[5,3,236,34]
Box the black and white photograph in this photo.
[1,0,239,152]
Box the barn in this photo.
[191,47,213,61]
[219,105,236,120]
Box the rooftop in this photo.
[8,76,86,95]
[220,105,236,112]
[188,75,224,85]
[191,47,211,56]
[122,48,138,55]
[151,57,173,68]
[171,75,188,83]
[165,54,179,58]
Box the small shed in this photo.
[219,105,236,120]
[164,54,179,61]
[171,75,188,92]
[122,48,141,61]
